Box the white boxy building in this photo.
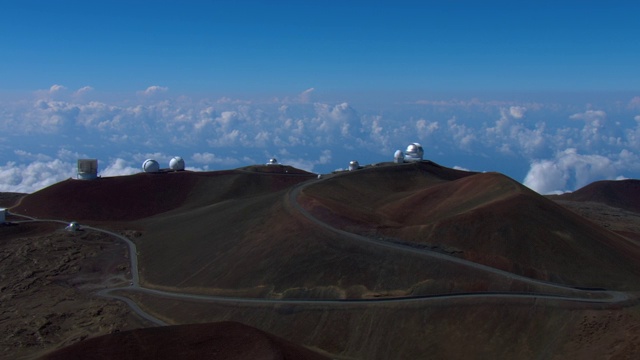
[77,159,98,180]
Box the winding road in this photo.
[9,173,636,327]
[287,178,630,299]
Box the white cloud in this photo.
[49,84,66,94]
[215,111,239,130]
[191,152,217,164]
[138,85,168,96]
[99,158,139,177]
[191,152,240,166]
[447,117,476,150]
[57,148,84,161]
[313,102,360,138]
[569,109,607,127]
[14,150,53,162]
[415,119,439,135]
[523,159,569,194]
[72,86,94,100]
[523,148,631,194]
[4,89,640,194]
[0,159,74,193]
[509,106,526,119]
[280,150,332,173]
[298,88,315,103]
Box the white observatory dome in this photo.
[266,158,278,165]
[169,156,185,171]
[393,150,404,163]
[348,160,360,171]
[66,221,81,231]
[404,143,424,162]
[142,159,160,173]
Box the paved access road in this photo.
[287,178,630,300]
[9,174,635,326]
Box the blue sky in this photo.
[3,1,638,93]
[1,1,640,194]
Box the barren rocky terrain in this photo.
[2,164,640,359]
[0,219,148,359]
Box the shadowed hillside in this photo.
[11,165,315,222]
[300,163,640,289]
[42,321,329,360]
[552,179,640,213]
[0,192,25,208]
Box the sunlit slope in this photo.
[132,162,572,298]
[11,165,314,222]
[300,163,640,289]
[14,161,640,295]
[136,180,551,298]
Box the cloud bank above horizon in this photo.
[2,85,640,194]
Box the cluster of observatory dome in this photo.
[396,142,424,163]
[348,142,424,171]
[142,156,185,173]
[76,142,425,179]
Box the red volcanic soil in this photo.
[551,179,640,213]
[134,161,561,298]
[300,163,640,289]
[41,321,329,360]
[11,166,316,222]
[5,162,640,359]
[0,192,25,208]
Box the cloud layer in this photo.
[1,86,640,193]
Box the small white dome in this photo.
[142,159,160,173]
[169,156,185,171]
[394,150,404,163]
[267,158,278,165]
[348,160,360,171]
[66,221,81,231]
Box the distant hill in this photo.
[551,179,640,213]
[0,192,25,208]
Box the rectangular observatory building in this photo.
[77,159,98,180]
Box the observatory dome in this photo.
[142,159,160,173]
[348,160,360,171]
[267,158,278,165]
[394,150,404,163]
[66,221,81,231]
[169,156,185,171]
[404,143,424,162]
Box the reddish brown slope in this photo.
[11,166,315,222]
[41,321,329,360]
[0,192,25,208]
[300,164,640,289]
[135,161,552,297]
[552,179,640,213]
